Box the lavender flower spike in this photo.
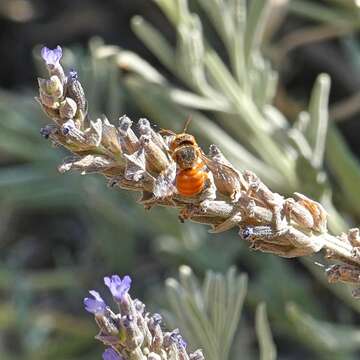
[103,348,122,360]
[84,290,107,315]
[41,46,63,67]
[104,275,131,302]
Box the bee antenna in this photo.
[183,115,192,133]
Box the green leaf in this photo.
[287,303,360,355]
[326,126,360,218]
[307,73,330,169]
[165,266,247,360]
[131,16,176,73]
[256,303,277,360]
[244,0,269,62]
[289,0,360,28]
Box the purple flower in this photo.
[41,46,62,66]
[104,275,131,302]
[102,348,122,360]
[84,290,106,315]
[170,329,187,349]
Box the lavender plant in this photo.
[84,266,275,360]
[95,1,360,286]
[84,273,205,360]
[26,1,357,358]
[35,39,360,358]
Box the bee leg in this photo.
[178,204,197,222]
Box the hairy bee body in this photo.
[168,134,207,197]
[162,123,246,199]
[176,161,207,196]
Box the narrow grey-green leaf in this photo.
[289,0,359,27]
[222,272,247,358]
[287,303,360,353]
[307,73,330,168]
[256,303,277,360]
[326,126,360,219]
[179,265,204,310]
[244,0,269,62]
[131,16,176,73]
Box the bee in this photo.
[163,119,208,197]
[161,118,247,199]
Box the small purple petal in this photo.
[83,290,106,315]
[102,348,122,360]
[104,275,132,302]
[41,46,62,66]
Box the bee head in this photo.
[170,133,197,153]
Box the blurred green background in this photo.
[2,0,360,359]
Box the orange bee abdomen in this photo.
[176,167,207,196]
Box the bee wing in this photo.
[200,152,248,198]
[158,129,177,137]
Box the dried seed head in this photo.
[147,353,161,360]
[83,119,103,146]
[294,192,327,233]
[47,75,64,98]
[208,213,242,233]
[122,315,144,350]
[95,314,120,337]
[37,77,51,95]
[39,89,59,109]
[102,117,123,155]
[62,119,86,143]
[243,170,284,208]
[95,333,120,346]
[190,350,205,360]
[204,146,246,201]
[58,155,116,174]
[124,147,147,182]
[59,97,77,119]
[348,228,360,247]
[138,118,169,154]
[326,264,360,284]
[138,118,152,136]
[140,135,171,175]
[284,198,314,230]
[36,97,61,120]
[66,70,88,114]
[128,347,146,360]
[119,115,140,154]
